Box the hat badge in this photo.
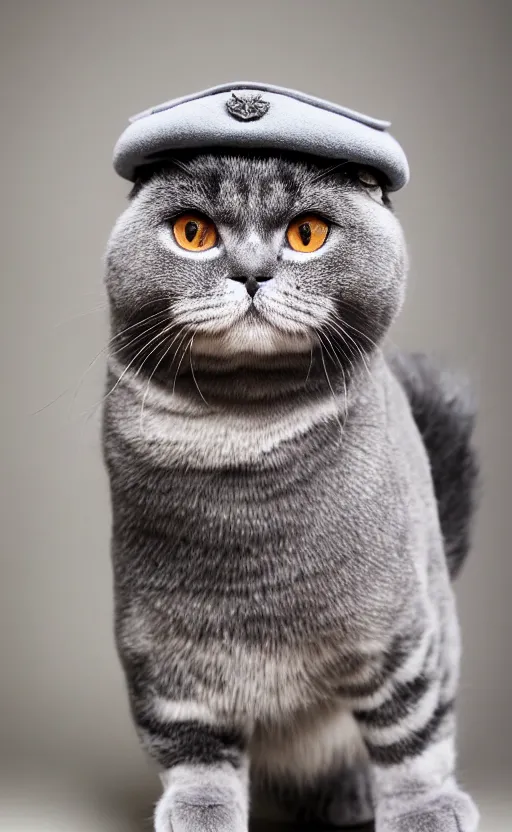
[226,92,270,121]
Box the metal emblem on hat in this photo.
[226,92,270,121]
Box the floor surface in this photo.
[0,770,509,831]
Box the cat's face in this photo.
[105,152,407,383]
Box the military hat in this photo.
[113,81,409,191]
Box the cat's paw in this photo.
[377,789,479,832]
[155,798,246,832]
[154,765,248,832]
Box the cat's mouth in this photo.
[244,303,261,320]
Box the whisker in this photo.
[320,329,349,424]
[261,300,313,332]
[110,319,171,360]
[54,304,107,328]
[108,307,170,347]
[70,307,169,407]
[304,347,314,388]
[69,314,171,422]
[131,321,186,380]
[308,160,351,185]
[172,309,240,328]
[172,333,194,395]
[173,297,227,313]
[323,290,386,353]
[320,293,404,386]
[170,157,193,176]
[189,336,210,407]
[138,327,186,437]
[271,292,328,322]
[316,331,344,447]
[322,313,375,386]
[336,317,381,352]
[83,319,178,417]
[30,389,69,417]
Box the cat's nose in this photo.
[229,275,273,298]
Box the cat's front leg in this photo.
[132,700,249,832]
[353,628,479,832]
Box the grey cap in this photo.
[113,81,409,191]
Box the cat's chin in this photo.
[190,317,315,359]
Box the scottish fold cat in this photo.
[102,151,479,832]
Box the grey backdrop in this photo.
[1,0,511,828]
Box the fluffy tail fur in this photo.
[389,351,479,579]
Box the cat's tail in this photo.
[389,351,480,580]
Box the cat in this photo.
[102,150,479,832]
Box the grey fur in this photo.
[102,152,479,831]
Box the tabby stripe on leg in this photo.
[338,635,415,699]
[136,714,246,770]
[356,677,442,746]
[363,699,455,766]
[354,665,443,743]
[340,631,435,706]
[354,673,431,727]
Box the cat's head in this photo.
[104,151,407,393]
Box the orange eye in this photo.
[286,214,329,253]
[173,213,218,251]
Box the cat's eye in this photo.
[286,214,329,253]
[357,169,380,188]
[172,213,218,251]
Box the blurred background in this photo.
[1,0,510,829]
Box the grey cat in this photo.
[102,151,479,832]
